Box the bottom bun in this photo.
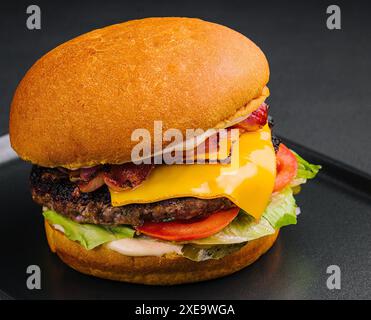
[44,220,279,285]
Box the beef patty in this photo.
[30,166,235,226]
[30,135,280,226]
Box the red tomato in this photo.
[136,208,239,241]
[274,143,298,192]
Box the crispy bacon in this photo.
[61,163,154,193]
[78,172,105,193]
[103,163,155,192]
[234,103,268,132]
[80,166,101,181]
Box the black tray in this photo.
[0,139,370,300]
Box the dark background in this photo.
[1,0,370,173]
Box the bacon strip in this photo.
[80,166,101,181]
[233,103,268,132]
[63,163,154,193]
[103,163,155,192]
[78,172,105,193]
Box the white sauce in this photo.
[53,224,65,233]
[51,224,182,257]
[106,238,183,257]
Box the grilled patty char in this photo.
[30,166,236,226]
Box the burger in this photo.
[9,17,320,285]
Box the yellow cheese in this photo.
[110,125,276,219]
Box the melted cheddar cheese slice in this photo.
[110,124,276,219]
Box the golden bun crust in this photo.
[10,17,269,168]
[45,220,279,285]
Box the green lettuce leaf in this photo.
[189,214,275,245]
[263,187,297,229]
[43,210,134,250]
[181,243,246,261]
[188,187,297,245]
[294,152,321,180]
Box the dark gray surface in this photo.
[0,0,371,173]
[0,156,370,300]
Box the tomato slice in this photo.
[274,143,298,192]
[136,208,239,241]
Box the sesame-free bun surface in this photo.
[45,220,278,285]
[10,17,270,169]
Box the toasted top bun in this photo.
[10,17,269,169]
